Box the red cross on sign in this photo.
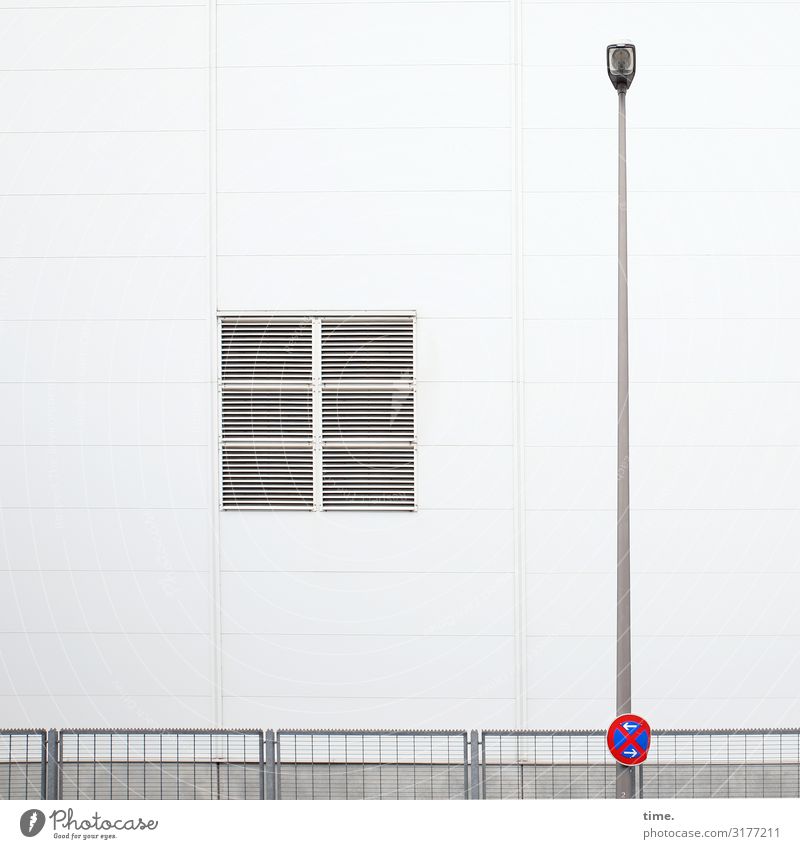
[607,714,651,766]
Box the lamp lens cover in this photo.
[610,47,633,73]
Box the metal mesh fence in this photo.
[276,730,469,799]
[0,730,46,800]
[482,731,615,799]
[58,730,264,800]
[644,730,800,799]
[3,727,798,800]
[482,730,800,799]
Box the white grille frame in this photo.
[219,313,416,511]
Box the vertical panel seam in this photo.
[208,0,223,726]
[312,317,323,509]
[511,0,528,728]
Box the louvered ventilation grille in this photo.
[222,390,312,440]
[222,445,313,509]
[322,446,415,509]
[321,319,413,382]
[220,315,415,510]
[221,319,312,382]
[322,391,414,440]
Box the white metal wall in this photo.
[215,0,516,729]
[1,0,799,731]
[524,4,800,729]
[0,3,213,726]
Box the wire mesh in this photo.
[644,730,800,799]
[5,727,798,800]
[58,730,264,800]
[276,730,469,799]
[482,731,615,799]
[0,730,46,800]
[482,730,800,799]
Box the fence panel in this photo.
[644,730,800,799]
[482,729,800,799]
[276,730,469,799]
[0,730,47,800]
[58,730,264,800]
[482,731,615,799]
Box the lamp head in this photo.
[607,43,636,91]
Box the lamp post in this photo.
[607,42,636,800]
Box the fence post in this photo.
[469,730,481,799]
[45,729,59,800]
[264,731,276,800]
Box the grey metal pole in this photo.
[264,730,276,800]
[45,728,59,800]
[616,86,635,801]
[469,730,481,799]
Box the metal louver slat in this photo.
[222,390,313,440]
[221,318,312,382]
[222,445,313,509]
[322,390,414,440]
[322,446,415,510]
[321,319,414,383]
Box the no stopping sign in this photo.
[607,714,651,766]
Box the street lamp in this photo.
[607,43,636,91]
[608,41,636,800]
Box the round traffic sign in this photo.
[607,714,651,765]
